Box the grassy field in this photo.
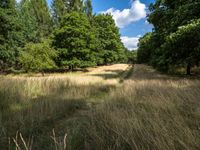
[0,64,200,150]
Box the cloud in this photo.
[102,0,146,28]
[121,36,140,50]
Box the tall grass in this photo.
[0,75,116,149]
[84,65,200,150]
[0,64,200,149]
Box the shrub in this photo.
[19,40,57,72]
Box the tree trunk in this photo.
[186,63,191,75]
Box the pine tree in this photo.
[30,0,52,38]
[51,0,66,25]
[0,0,23,70]
[19,0,38,42]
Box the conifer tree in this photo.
[30,0,52,37]
[51,0,66,25]
[19,0,38,42]
[0,0,23,69]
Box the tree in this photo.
[69,0,84,12]
[0,0,23,70]
[126,50,137,64]
[138,0,200,74]
[162,19,200,75]
[18,0,38,43]
[137,33,154,64]
[0,0,15,8]
[53,12,96,70]
[93,14,127,65]
[51,0,85,26]
[19,40,57,72]
[83,0,92,18]
[30,0,52,38]
[51,0,66,25]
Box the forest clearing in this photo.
[0,64,200,149]
[1,0,200,149]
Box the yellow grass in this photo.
[0,64,200,149]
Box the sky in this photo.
[95,0,155,50]
[17,0,155,50]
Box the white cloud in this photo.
[121,36,139,50]
[102,0,146,28]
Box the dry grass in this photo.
[85,65,200,150]
[0,64,129,149]
[0,64,200,149]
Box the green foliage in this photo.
[51,0,66,25]
[0,0,24,70]
[1,0,128,72]
[83,0,92,18]
[0,0,15,9]
[138,0,200,74]
[137,33,154,64]
[53,12,96,69]
[126,50,137,64]
[51,0,85,26]
[70,0,84,12]
[18,0,39,43]
[19,40,57,71]
[31,0,52,38]
[93,14,127,65]
[162,19,200,70]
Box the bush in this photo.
[19,40,57,72]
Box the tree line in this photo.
[137,0,200,75]
[0,0,134,72]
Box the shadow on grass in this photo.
[90,73,119,80]
[104,69,125,73]
[128,65,200,81]
[0,79,117,149]
[0,68,90,75]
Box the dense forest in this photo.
[0,0,135,72]
[137,0,200,75]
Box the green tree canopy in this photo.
[162,19,200,74]
[31,0,52,38]
[93,14,127,65]
[19,40,57,72]
[51,0,66,25]
[53,12,96,70]
[18,0,38,43]
[0,0,23,70]
[138,0,200,75]
[83,0,92,18]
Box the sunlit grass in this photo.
[0,64,200,149]
[85,65,200,150]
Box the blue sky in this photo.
[93,0,155,50]
[40,0,155,50]
[93,0,154,36]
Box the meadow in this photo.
[0,64,200,150]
